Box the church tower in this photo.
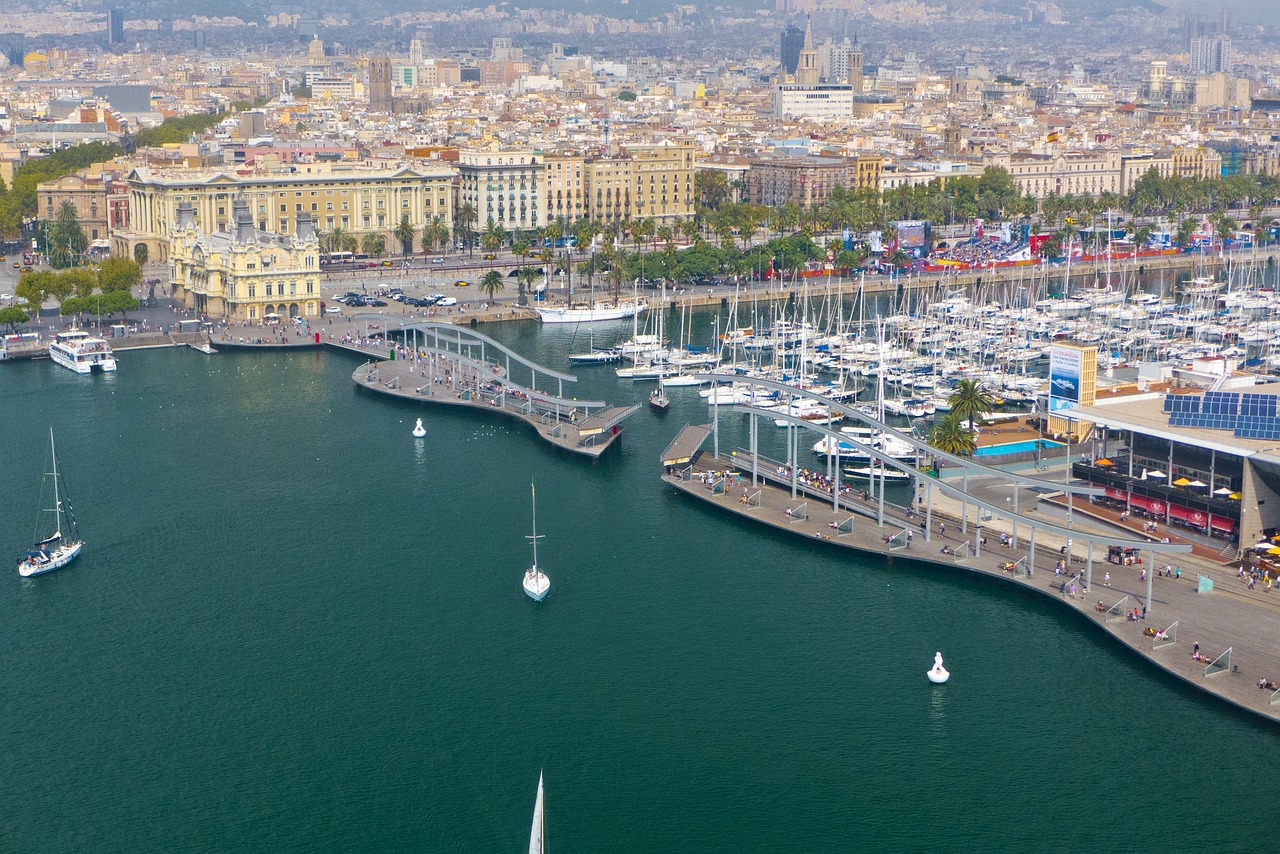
[796,15,820,85]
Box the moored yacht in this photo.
[49,329,117,374]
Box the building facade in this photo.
[114,162,454,262]
[747,155,883,208]
[169,200,321,321]
[38,167,129,245]
[773,83,854,120]
[458,150,543,233]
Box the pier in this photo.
[349,319,637,458]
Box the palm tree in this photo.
[479,270,505,303]
[516,266,539,307]
[947,378,996,431]
[482,218,507,253]
[360,232,386,258]
[454,202,477,255]
[393,214,415,256]
[929,412,977,457]
[512,238,531,266]
[421,215,449,254]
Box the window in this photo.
[265,283,273,296]
[248,284,256,298]
[290,282,297,295]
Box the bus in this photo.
[322,251,354,265]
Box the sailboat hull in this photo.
[523,570,551,601]
[18,541,82,577]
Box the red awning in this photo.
[1105,486,1128,501]
[1209,515,1236,532]
[1128,494,1167,515]
[1168,505,1208,526]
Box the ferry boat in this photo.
[49,329,117,374]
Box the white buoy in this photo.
[411,418,426,438]
[927,651,950,684]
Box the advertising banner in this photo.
[1048,345,1083,411]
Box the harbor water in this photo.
[1,318,1276,852]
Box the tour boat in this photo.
[843,465,911,481]
[522,484,551,601]
[18,429,83,577]
[534,300,646,324]
[49,329,117,374]
[528,771,545,854]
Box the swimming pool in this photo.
[973,439,1065,457]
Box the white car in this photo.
[0,293,12,301]
[436,297,458,307]
[324,305,342,314]
[431,257,445,265]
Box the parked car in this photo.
[324,305,342,314]
[436,297,458,307]
[454,279,470,287]
[365,298,388,307]
[428,293,446,302]
[483,253,497,260]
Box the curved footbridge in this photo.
[349,317,637,458]
[661,375,1280,724]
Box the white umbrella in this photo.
[1213,487,1233,496]
[1147,470,1167,478]
[1254,541,1275,550]
[1187,480,1207,487]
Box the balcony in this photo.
[1073,459,1241,519]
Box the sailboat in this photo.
[18,428,83,577]
[528,770,545,854]
[522,484,551,601]
[649,286,670,413]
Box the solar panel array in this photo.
[1162,392,1280,440]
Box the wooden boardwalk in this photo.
[353,356,634,459]
[667,452,1280,724]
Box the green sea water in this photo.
[1,320,1275,852]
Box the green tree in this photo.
[98,289,140,318]
[0,304,30,331]
[516,266,539,306]
[479,270,505,302]
[421,215,449,254]
[928,412,977,457]
[947,378,996,431]
[481,218,507,253]
[99,256,141,293]
[360,232,386,257]
[133,243,149,265]
[454,202,477,255]
[134,113,224,148]
[48,200,88,268]
[59,268,98,298]
[393,214,416,256]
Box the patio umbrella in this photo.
[1096,458,1113,466]
[1254,541,1275,550]
[1267,547,1280,556]
[1147,470,1167,478]
[1230,492,1242,500]
[1172,476,1191,486]
[1214,487,1233,496]
[1187,480,1207,488]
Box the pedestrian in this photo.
[1104,571,1111,586]
[939,522,945,536]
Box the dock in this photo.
[350,320,637,458]
[664,449,1280,724]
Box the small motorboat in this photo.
[412,418,426,438]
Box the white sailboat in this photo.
[528,770,546,854]
[18,428,83,577]
[523,484,551,601]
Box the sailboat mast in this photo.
[50,428,62,535]
[531,483,538,568]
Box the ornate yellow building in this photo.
[169,199,322,321]
[114,161,454,263]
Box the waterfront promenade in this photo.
[666,449,1280,723]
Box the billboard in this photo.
[893,220,930,258]
[1048,345,1082,411]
